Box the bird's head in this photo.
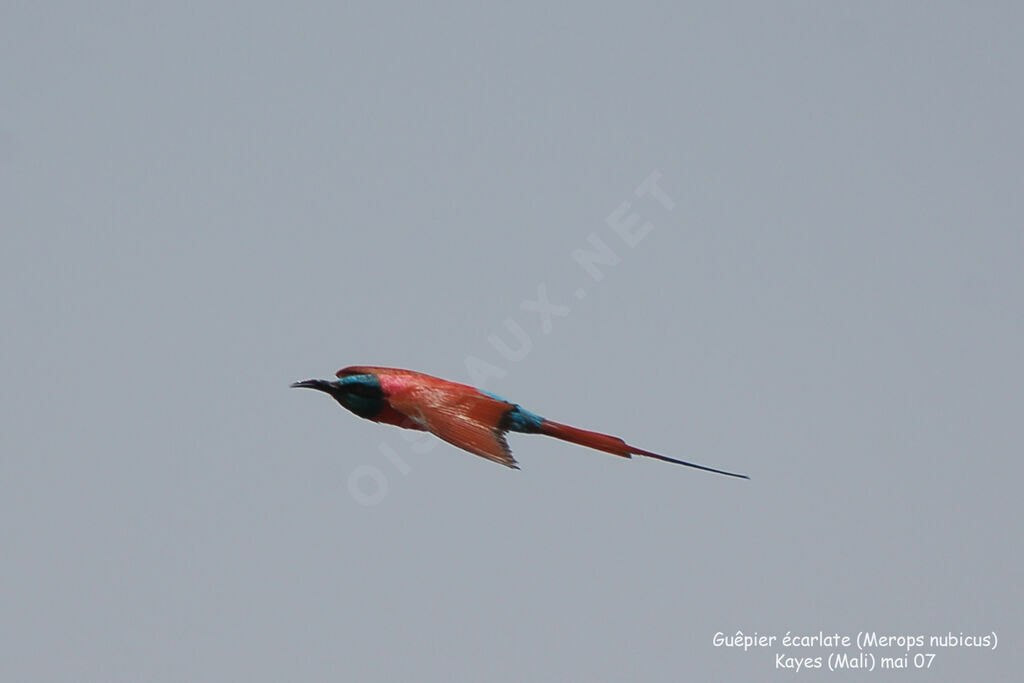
[290,373,385,420]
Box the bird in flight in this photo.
[291,366,748,479]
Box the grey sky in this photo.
[2,3,1021,681]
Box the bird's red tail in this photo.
[539,420,634,458]
[539,419,749,479]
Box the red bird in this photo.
[291,366,748,478]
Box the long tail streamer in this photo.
[539,420,749,479]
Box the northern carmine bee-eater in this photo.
[291,366,748,479]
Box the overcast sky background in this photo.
[2,3,1021,681]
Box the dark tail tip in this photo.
[634,448,749,479]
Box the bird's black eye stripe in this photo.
[344,383,384,399]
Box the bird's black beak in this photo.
[290,378,333,392]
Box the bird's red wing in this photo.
[387,384,518,469]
